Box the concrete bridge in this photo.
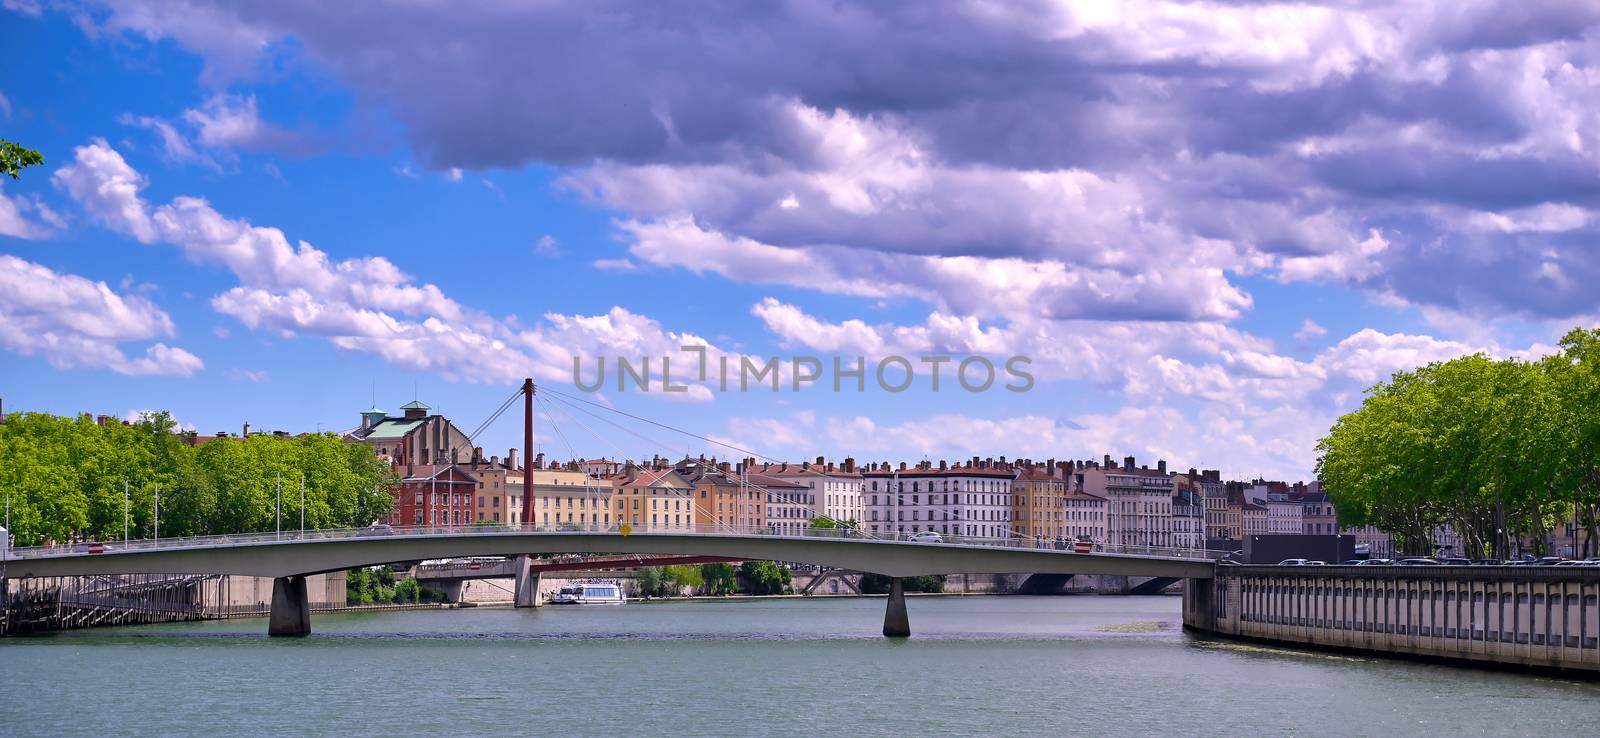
[1,525,1217,637]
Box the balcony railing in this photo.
[3,523,1229,562]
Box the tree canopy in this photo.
[1,139,43,180]
[0,411,395,546]
[1317,327,1600,558]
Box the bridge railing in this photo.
[2,523,1228,562]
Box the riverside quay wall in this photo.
[1182,566,1600,674]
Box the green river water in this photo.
[2,595,1597,737]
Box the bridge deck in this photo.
[2,526,1218,580]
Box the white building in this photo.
[747,472,813,536]
[862,459,1017,539]
[751,458,865,526]
[1076,456,1178,547]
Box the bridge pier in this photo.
[882,577,910,638]
[268,575,311,637]
[513,555,542,608]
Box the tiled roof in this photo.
[743,472,807,490]
[861,466,1017,479]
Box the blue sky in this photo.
[3,2,1597,480]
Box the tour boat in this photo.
[549,580,626,605]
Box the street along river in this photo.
[3,595,1597,737]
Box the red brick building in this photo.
[391,463,480,528]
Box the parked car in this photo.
[1278,558,1310,566]
[1396,557,1440,565]
[1304,560,1327,566]
[1356,558,1394,565]
[1468,559,1500,566]
[1553,559,1584,566]
[907,531,944,543]
[1340,559,1366,565]
[1438,558,1471,566]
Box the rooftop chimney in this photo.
[1104,454,1114,468]
[1158,460,1167,475]
[243,421,251,437]
[843,457,856,473]
[507,448,519,470]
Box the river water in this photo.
[3,595,1597,737]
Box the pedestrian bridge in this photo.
[1,525,1219,637]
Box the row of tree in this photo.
[0,412,395,546]
[1318,327,1600,558]
[635,561,794,597]
[346,566,429,605]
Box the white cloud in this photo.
[228,367,268,382]
[0,0,40,18]
[533,234,560,257]
[615,215,1251,323]
[0,184,62,239]
[0,254,202,376]
[118,112,218,169]
[181,93,307,154]
[1294,319,1328,343]
[48,139,787,392]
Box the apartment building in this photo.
[862,459,1017,539]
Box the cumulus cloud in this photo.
[742,299,1534,477]
[49,139,793,393]
[0,254,203,376]
[71,0,1600,321]
[0,184,64,239]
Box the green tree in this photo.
[1,139,43,180]
[661,564,703,593]
[637,567,664,597]
[736,561,790,595]
[0,410,395,545]
[1317,340,1596,559]
[700,562,737,595]
[809,516,837,529]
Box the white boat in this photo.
[549,580,626,605]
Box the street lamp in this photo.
[1495,453,1505,561]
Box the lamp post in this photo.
[154,483,160,542]
[300,474,306,538]
[124,481,129,544]
[1495,453,1505,561]
[276,472,282,541]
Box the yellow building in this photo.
[613,466,695,532]
[675,458,764,532]
[528,463,614,530]
[1012,462,1068,541]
